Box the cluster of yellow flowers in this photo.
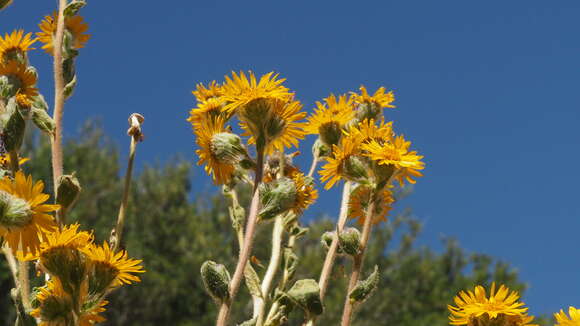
[449,283,580,326]
[0,5,145,326]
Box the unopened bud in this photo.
[31,107,55,135]
[64,0,86,16]
[32,94,49,112]
[0,191,32,229]
[210,132,248,164]
[342,156,369,184]
[339,227,361,256]
[2,98,26,152]
[258,177,297,221]
[312,138,331,159]
[200,261,230,302]
[127,113,144,142]
[286,279,324,316]
[56,174,81,212]
[320,231,335,252]
[349,265,380,303]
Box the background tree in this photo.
[0,122,551,326]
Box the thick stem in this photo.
[264,234,296,324]
[307,157,318,178]
[2,244,18,287]
[51,0,67,226]
[255,215,284,326]
[216,147,265,326]
[340,198,376,326]
[111,135,137,252]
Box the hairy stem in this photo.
[51,0,67,226]
[2,244,18,288]
[307,157,318,178]
[216,147,265,326]
[264,234,296,324]
[255,215,284,326]
[111,134,138,252]
[340,197,376,326]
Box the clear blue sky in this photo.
[3,0,580,316]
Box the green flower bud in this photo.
[318,121,342,147]
[320,231,334,252]
[0,0,13,11]
[286,279,324,316]
[312,138,331,159]
[341,155,369,184]
[56,174,81,212]
[210,132,248,164]
[200,261,230,302]
[258,177,297,221]
[32,94,49,112]
[31,107,56,135]
[2,98,26,152]
[64,0,86,16]
[339,227,361,256]
[349,265,379,303]
[0,191,32,229]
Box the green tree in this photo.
[0,123,549,326]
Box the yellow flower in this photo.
[0,60,38,100]
[192,80,223,103]
[291,171,318,215]
[350,85,395,109]
[0,153,29,167]
[37,13,90,55]
[0,29,36,63]
[303,94,354,146]
[348,185,394,225]
[36,223,92,256]
[83,241,145,287]
[221,71,292,114]
[448,283,537,326]
[319,134,367,190]
[346,118,394,144]
[194,115,237,185]
[187,96,229,129]
[555,307,580,326]
[362,134,424,186]
[0,172,58,258]
[79,300,108,326]
[241,99,307,153]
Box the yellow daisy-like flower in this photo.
[37,13,90,55]
[0,60,38,100]
[0,29,36,63]
[351,85,395,109]
[0,153,29,167]
[242,100,307,153]
[291,171,318,215]
[0,172,58,258]
[348,185,394,225]
[31,278,70,326]
[36,223,92,257]
[187,96,229,130]
[362,134,425,186]
[83,241,145,287]
[194,115,236,185]
[221,71,293,114]
[448,283,537,326]
[192,80,223,103]
[346,118,394,144]
[555,307,580,326]
[303,94,354,146]
[319,134,366,190]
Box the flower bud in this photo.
[312,138,331,159]
[200,261,230,302]
[258,177,297,221]
[32,94,49,112]
[2,98,26,152]
[286,279,324,316]
[318,121,342,147]
[349,265,379,303]
[0,0,13,11]
[210,132,248,164]
[339,227,361,256]
[56,174,81,212]
[341,155,369,184]
[64,0,86,16]
[31,107,56,135]
[320,231,335,252]
[0,191,32,229]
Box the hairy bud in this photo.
[0,191,32,229]
[56,174,81,213]
[210,132,248,164]
[286,279,324,316]
[339,227,361,256]
[349,265,380,303]
[200,261,230,302]
[258,177,297,221]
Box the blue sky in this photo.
[3,0,580,316]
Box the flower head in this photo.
[192,80,223,103]
[187,96,229,129]
[448,283,537,326]
[0,29,36,63]
[0,153,28,168]
[319,134,368,190]
[351,85,395,109]
[291,172,318,215]
[83,241,145,288]
[221,71,292,114]
[348,185,394,225]
[37,13,90,55]
[0,172,58,258]
[555,307,580,326]
[303,94,354,146]
[0,60,38,100]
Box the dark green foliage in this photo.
[0,122,550,325]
